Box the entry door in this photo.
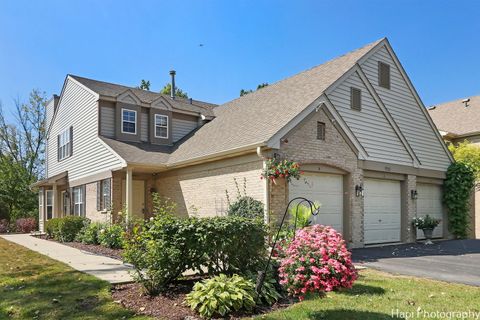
[289,173,343,233]
[417,183,444,239]
[364,178,401,244]
[122,180,146,220]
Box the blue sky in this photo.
[0,0,478,113]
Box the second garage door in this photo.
[364,178,401,244]
[289,173,343,233]
[417,183,444,239]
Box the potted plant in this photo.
[412,215,441,244]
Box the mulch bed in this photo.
[112,279,295,320]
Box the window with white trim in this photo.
[154,114,168,138]
[62,191,69,216]
[58,127,72,161]
[73,186,84,216]
[122,109,137,134]
[46,190,53,220]
[39,190,44,219]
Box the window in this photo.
[39,190,44,219]
[350,87,362,111]
[97,179,111,211]
[73,186,85,216]
[154,114,168,138]
[62,191,69,216]
[46,190,53,220]
[317,122,326,140]
[58,127,72,161]
[122,109,137,134]
[378,61,390,89]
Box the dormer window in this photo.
[122,109,137,134]
[155,114,169,139]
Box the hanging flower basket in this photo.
[261,158,303,184]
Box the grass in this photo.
[0,237,150,320]
[258,269,480,319]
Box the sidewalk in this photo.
[1,234,133,284]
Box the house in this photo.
[429,96,480,238]
[36,37,452,247]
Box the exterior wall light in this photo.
[411,190,418,200]
[355,184,364,198]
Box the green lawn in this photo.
[258,269,480,320]
[0,237,150,320]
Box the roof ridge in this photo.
[432,94,480,108]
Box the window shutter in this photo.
[378,61,390,89]
[82,185,86,217]
[105,179,111,210]
[96,181,101,211]
[70,187,74,215]
[57,134,60,161]
[317,122,326,140]
[350,87,362,111]
[69,126,73,156]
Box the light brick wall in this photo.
[156,154,264,218]
[85,182,112,223]
[401,175,417,242]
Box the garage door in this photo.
[364,178,401,244]
[417,183,444,239]
[289,173,343,233]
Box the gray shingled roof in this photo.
[95,38,383,166]
[70,75,217,117]
[429,95,480,136]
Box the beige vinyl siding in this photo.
[172,114,198,143]
[360,45,451,170]
[99,103,115,138]
[141,109,149,142]
[47,78,124,182]
[328,71,412,165]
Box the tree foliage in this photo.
[448,140,480,180]
[240,82,269,97]
[160,83,189,98]
[0,89,47,221]
[137,79,151,90]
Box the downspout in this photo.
[257,146,270,225]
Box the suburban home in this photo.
[36,37,453,248]
[429,96,480,238]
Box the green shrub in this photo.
[227,196,264,220]
[76,222,104,245]
[444,162,476,238]
[99,224,124,249]
[45,216,89,242]
[185,274,256,319]
[123,215,267,295]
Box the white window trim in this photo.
[58,127,71,161]
[73,187,84,216]
[154,114,169,139]
[46,190,53,220]
[121,108,137,135]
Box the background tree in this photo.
[160,83,189,98]
[448,140,480,181]
[0,89,47,221]
[240,83,268,97]
[137,79,151,90]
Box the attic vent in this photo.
[317,122,326,140]
[378,61,390,89]
[350,87,362,111]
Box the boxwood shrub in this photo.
[45,216,89,242]
[123,215,267,295]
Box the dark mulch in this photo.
[33,234,123,260]
[112,279,294,320]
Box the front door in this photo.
[122,180,146,220]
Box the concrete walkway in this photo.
[1,234,133,284]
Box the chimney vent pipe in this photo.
[169,70,176,99]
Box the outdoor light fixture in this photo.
[411,190,418,200]
[355,184,364,198]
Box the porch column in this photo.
[52,184,57,218]
[126,167,133,222]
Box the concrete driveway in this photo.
[352,239,480,286]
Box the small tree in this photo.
[137,79,151,90]
[448,140,480,180]
[160,83,188,98]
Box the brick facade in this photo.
[85,182,112,223]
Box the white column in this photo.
[126,167,133,222]
[52,184,57,218]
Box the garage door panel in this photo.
[289,173,343,233]
[364,178,401,244]
[417,183,444,239]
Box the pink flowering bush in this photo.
[277,225,357,300]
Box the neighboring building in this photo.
[36,37,452,247]
[429,96,480,238]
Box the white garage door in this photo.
[289,173,343,233]
[417,183,444,239]
[364,178,401,244]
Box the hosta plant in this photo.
[261,158,303,183]
[185,274,256,319]
[277,225,357,300]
